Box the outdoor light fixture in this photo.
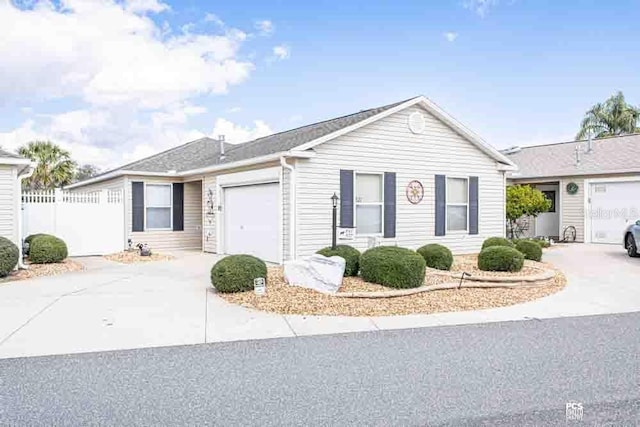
[331,193,339,249]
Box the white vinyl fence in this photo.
[22,189,125,256]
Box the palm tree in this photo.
[18,141,77,190]
[577,91,640,140]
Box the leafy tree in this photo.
[506,185,551,239]
[577,91,640,140]
[18,141,77,190]
[74,164,100,182]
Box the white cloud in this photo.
[255,19,274,36]
[272,45,290,60]
[0,1,253,107]
[0,1,280,169]
[464,0,500,17]
[211,118,273,144]
[125,0,169,14]
[204,13,224,27]
[443,32,458,42]
[227,107,242,113]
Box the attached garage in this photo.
[223,182,280,263]
[588,180,640,244]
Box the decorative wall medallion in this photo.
[408,112,426,134]
[566,182,579,195]
[406,180,424,204]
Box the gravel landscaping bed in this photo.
[104,251,175,264]
[217,265,567,317]
[1,259,84,282]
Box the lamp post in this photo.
[331,193,339,249]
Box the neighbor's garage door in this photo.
[224,182,279,262]
[590,180,640,244]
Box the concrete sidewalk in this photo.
[0,244,638,359]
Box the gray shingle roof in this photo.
[506,134,640,179]
[0,148,25,159]
[110,97,412,175]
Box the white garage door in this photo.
[224,182,279,262]
[590,181,640,244]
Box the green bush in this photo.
[515,240,543,261]
[481,237,514,250]
[417,243,453,271]
[316,245,360,276]
[0,237,19,277]
[29,235,68,264]
[211,254,267,293]
[478,246,524,272]
[534,238,551,248]
[360,246,426,289]
[24,233,49,245]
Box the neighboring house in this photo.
[505,134,640,244]
[68,96,516,263]
[0,148,35,260]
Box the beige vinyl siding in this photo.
[559,177,584,242]
[203,175,217,253]
[126,177,203,251]
[70,176,125,193]
[295,105,506,256]
[0,165,17,244]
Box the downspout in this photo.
[16,163,36,269]
[280,157,296,261]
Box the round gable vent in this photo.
[408,112,426,134]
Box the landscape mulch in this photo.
[218,256,566,317]
[1,259,84,282]
[104,251,175,264]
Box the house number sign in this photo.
[406,180,424,204]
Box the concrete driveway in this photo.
[0,244,638,359]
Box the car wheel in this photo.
[626,234,639,257]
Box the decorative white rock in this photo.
[284,254,346,294]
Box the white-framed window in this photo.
[447,177,468,232]
[146,184,172,230]
[355,173,383,235]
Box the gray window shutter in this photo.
[435,175,446,236]
[340,170,354,228]
[383,172,396,238]
[469,176,479,235]
[132,181,144,232]
[172,183,184,231]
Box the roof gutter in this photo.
[0,157,32,166]
[181,150,315,177]
[66,150,315,190]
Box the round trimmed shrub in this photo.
[535,239,551,248]
[417,243,453,271]
[316,245,360,276]
[481,237,514,250]
[478,246,524,272]
[25,233,49,245]
[515,239,543,261]
[211,254,267,293]
[29,235,68,264]
[0,236,19,277]
[360,246,426,289]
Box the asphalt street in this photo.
[1,312,639,426]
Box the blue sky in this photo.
[1,0,639,168]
